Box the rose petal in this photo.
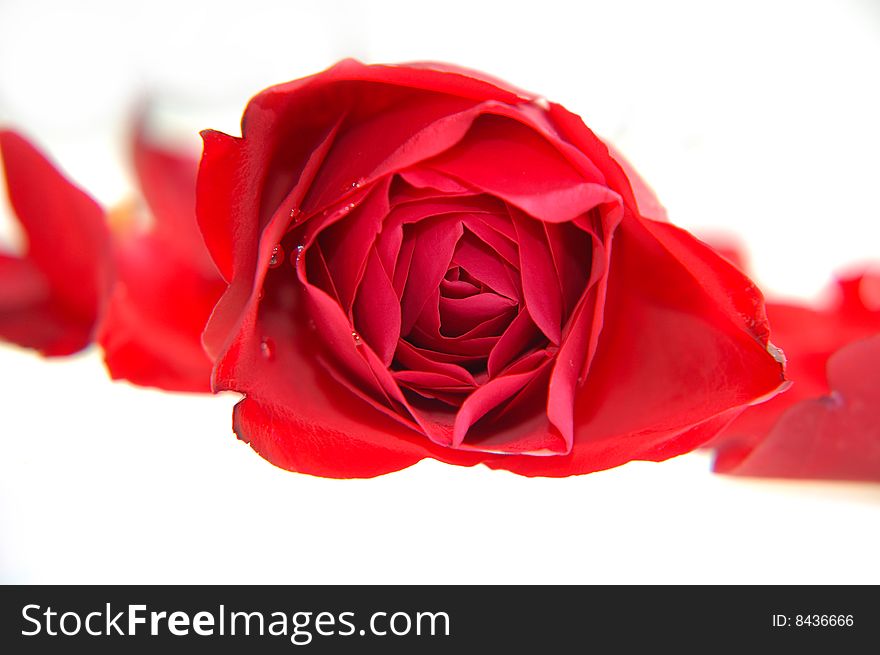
[393,339,477,386]
[230,298,486,478]
[451,230,520,301]
[427,114,620,223]
[715,335,880,481]
[710,270,880,479]
[317,182,389,311]
[438,292,516,337]
[478,217,785,476]
[399,216,462,334]
[399,167,472,194]
[132,115,215,274]
[458,360,567,455]
[408,288,504,359]
[353,249,400,366]
[512,210,565,344]
[201,114,345,360]
[487,307,544,378]
[545,220,593,318]
[97,125,224,392]
[99,233,223,392]
[461,214,519,267]
[453,361,550,447]
[0,254,46,308]
[0,130,109,356]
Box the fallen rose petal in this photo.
[0,130,110,356]
[97,117,224,392]
[712,270,880,481]
[715,335,880,481]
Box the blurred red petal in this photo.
[712,271,880,480]
[0,130,110,356]
[99,233,222,392]
[715,335,880,481]
[132,115,216,276]
[97,124,224,392]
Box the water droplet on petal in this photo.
[260,338,275,360]
[289,207,301,221]
[351,330,362,346]
[292,244,305,267]
[308,319,317,331]
[269,244,284,268]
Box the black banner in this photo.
[1,585,876,652]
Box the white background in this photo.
[1,0,879,583]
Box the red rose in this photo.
[194,60,785,478]
[0,131,110,356]
[712,271,880,481]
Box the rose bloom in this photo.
[193,60,785,478]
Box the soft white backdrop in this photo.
[1,0,879,583]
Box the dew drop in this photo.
[292,244,305,267]
[351,330,362,346]
[260,338,275,360]
[268,244,284,268]
[308,319,317,331]
[289,206,302,221]
[350,178,365,190]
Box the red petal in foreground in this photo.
[481,217,786,476]
[97,120,224,392]
[227,286,485,478]
[0,130,110,356]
